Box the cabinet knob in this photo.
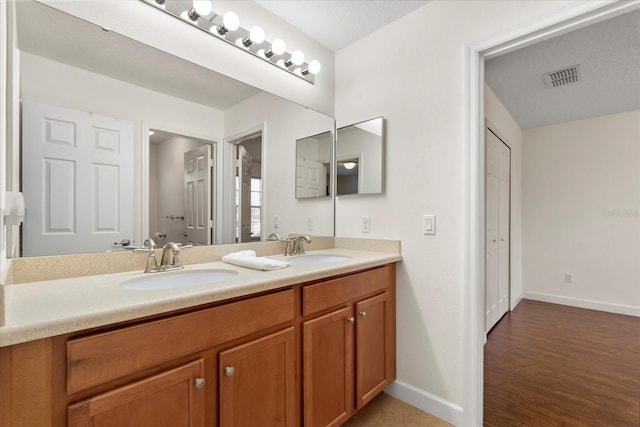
[347,316,355,324]
[224,366,235,377]
[194,378,206,389]
[359,311,367,318]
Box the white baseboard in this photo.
[523,292,640,317]
[385,380,463,426]
[510,293,523,311]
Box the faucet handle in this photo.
[143,238,157,250]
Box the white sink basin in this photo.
[289,254,351,264]
[121,269,239,290]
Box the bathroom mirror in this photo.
[10,1,335,257]
[336,117,384,195]
[295,131,333,199]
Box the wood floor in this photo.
[484,299,640,426]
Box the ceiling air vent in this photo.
[543,65,581,88]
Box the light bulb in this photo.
[271,39,286,55]
[265,38,286,58]
[223,11,240,31]
[291,50,305,66]
[294,68,302,76]
[249,26,265,44]
[192,0,212,16]
[257,49,266,58]
[276,59,286,67]
[308,60,321,75]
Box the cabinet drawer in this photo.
[67,289,294,394]
[302,266,389,316]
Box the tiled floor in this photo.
[342,393,452,427]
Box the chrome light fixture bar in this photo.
[142,0,321,84]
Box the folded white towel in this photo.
[222,250,290,271]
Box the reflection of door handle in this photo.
[114,239,131,247]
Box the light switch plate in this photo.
[423,214,436,235]
[274,215,280,229]
[307,216,313,230]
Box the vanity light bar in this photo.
[142,0,321,84]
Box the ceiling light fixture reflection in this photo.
[343,162,357,170]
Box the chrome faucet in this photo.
[135,239,191,273]
[285,235,311,256]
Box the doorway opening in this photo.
[229,132,262,243]
[464,2,637,425]
[148,129,215,246]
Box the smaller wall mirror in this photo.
[295,131,333,199]
[336,117,384,195]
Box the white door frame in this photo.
[463,1,640,425]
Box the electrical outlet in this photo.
[307,216,313,230]
[274,215,280,229]
[564,273,575,284]
[361,216,370,233]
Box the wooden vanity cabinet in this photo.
[302,265,396,427]
[0,263,396,427]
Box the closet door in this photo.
[497,140,511,319]
[485,128,510,332]
[485,130,500,331]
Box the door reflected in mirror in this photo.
[295,131,332,199]
[336,117,384,195]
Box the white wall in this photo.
[334,0,580,423]
[20,52,225,246]
[484,84,524,308]
[225,91,334,238]
[522,110,640,315]
[38,0,335,116]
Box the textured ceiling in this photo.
[255,0,430,51]
[485,9,640,130]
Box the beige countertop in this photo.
[0,246,401,347]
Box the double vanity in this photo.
[0,239,401,427]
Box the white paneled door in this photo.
[485,128,511,332]
[296,159,327,198]
[184,145,212,246]
[22,101,133,256]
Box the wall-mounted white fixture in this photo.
[143,0,321,83]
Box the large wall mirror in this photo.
[336,117,384,195]
[11,1,335,257]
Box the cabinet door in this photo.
[355,293,390,409]
[303,307,354,427]
[68,359,205,427]
[219,328,296,427]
